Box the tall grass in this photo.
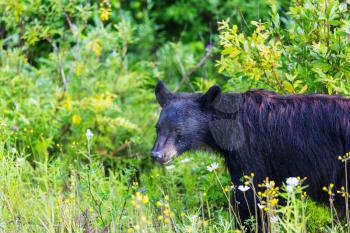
[0,124,348,232]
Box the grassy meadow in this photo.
[0,0,349,232]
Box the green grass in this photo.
[0,131,344,232]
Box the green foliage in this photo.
[217,0,350,95]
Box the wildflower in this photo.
[270,198,279,206]
[72,114,82,125]
[11,148,17,154]
[270,215,279,223]
[286,185,294,192]
[164,195,169,201]
[142,195,149,204]
[12,125,18,131]
[165,165,175,170]
[180,158,191,163]
[207,162,219,172]
[86,40,102,56]
[99,0,112,21]
[156,201,162,207]
[86,129,94,140]
[140,187,146,193]
[238,185,250,192]
[286,177,299,187]
[257,203,264,209]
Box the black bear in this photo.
[151,80,350,222]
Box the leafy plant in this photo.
[217,0,350,95]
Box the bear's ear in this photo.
[199,85,222,107]
[155,80,172,107]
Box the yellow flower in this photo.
[270,198,279,206]
[142,195,149,204]
[62,97,72,112]
[156,201,162,207]
[99,0,112,21]
[99,7,112,21]
[164,218,170,223]
[72,114,82,125]
[164,195,169,201]
[86,40,102,56]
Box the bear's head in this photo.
[151,81,243,164]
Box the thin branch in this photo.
[49,39,68,92]
[174,46,214,92]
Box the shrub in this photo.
[217,0,350,95]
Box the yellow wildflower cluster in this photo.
[129,189,153,232]
[86,40,102,56]
[131,192,149,209]
[257,177,279,212]
[72,114,82,125]
[243,172,255,185]
[336,186,348,198]
[322,183,334,197]
[338,152,350,162]
[99,0,112,21]
[156,195,174,225]
[61,93,72,111]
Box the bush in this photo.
[217,0,350,95]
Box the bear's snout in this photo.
[151,150,163,160]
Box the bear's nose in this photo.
[151,151,163,160]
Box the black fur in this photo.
[152,81,350,222]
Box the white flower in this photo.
[86,129,94,140]
[270,215,279,223]
[286,177,299,187]
[11,148,17,154]
[207,162,219,172]
[286,177,299,192]
[165,165,175,170]
[180,158,191,164]
[257,203,264,209]
[238,185,250,192]
[286,185,294,192]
